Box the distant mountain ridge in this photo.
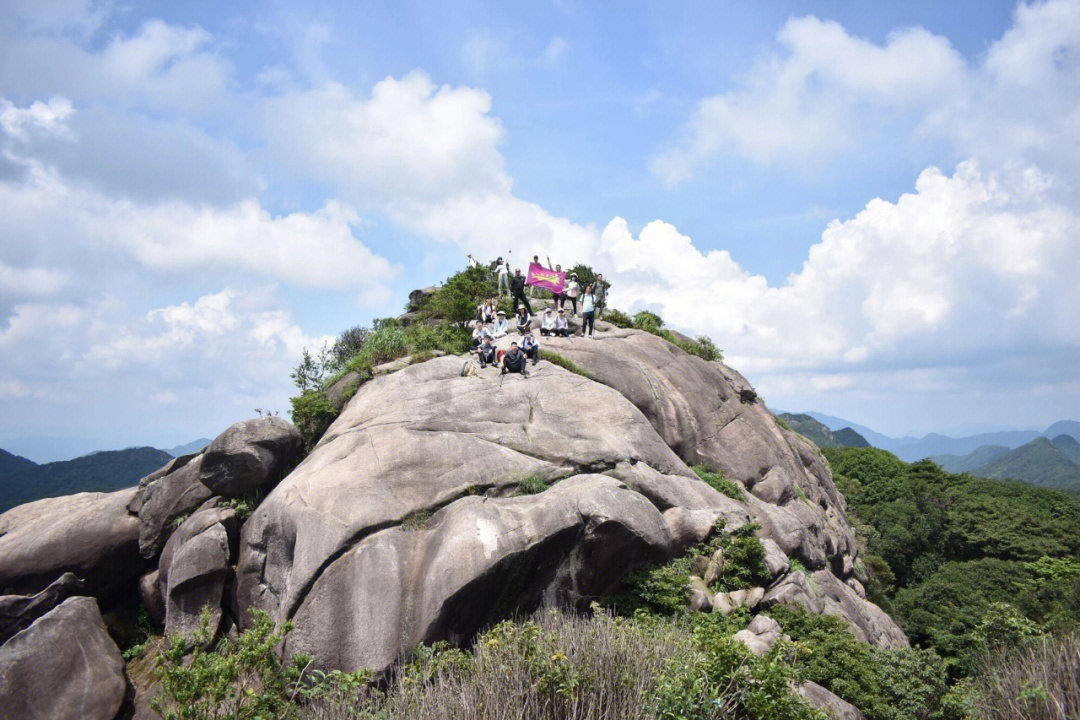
[777,413,869,449]
[803,411,1077,462]
[0,446,173,514]
[973,436,1080,495]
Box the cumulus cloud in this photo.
[653,0,1080,182]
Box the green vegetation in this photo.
[517,474,550,494]
[778,413,870,448]
[821,446,1080,716]
[974,436,1080,496]
[401,508,434,530]
[613,521,769,616]
[692,463,745,501]
[629,310,722,361]
[289,390,337,452]
[539,349,591,378]
[601,307,632,327]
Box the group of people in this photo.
[468,255,610,376]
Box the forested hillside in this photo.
[824,447,1080,715]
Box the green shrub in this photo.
[401,509,433,530]
[962,632,1080,720]
[421,264,497,324]
[518,475,550,495]
[567,263,597,289]
[540,350,591,378]
[675,335,722,362]
[601,307,632,327]
[631,310,666,335]
[692,464,745,500]
[289,390,337,452]
[404,321,472,355]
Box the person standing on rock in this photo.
[580,285,597,337]
[501,341,528,376]
[594,273,608,314]
[529,255,542,298]
[495,257,510,298]
[477,335,497,368]
[510,268,534,315]
[551,263,564,307]
[563,274,580,316]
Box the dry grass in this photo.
[301,608,697,720]
[969,632,1080,720]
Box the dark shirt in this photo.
[503,349,526,372]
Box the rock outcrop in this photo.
[161,507,237,640]
[0,596,126,720]
[733,613,783,656]
[0,488,143,598]
[199,417,301,497]
[0,572,85,644]
[799,680,865,719]
[237,326,905,672]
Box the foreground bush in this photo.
[304,608,823,720]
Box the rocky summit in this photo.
[0,303,905,718]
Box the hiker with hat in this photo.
[540,307,557,336]
[492,310,509,338]
[563,274,580,315]
[520,327,539,364]
[501,340,528,376]
[510,267,534,315]
[554,308,570,337]
[514,303,531,334]
[477,335,497,368]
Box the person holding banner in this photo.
[510,268,534,315]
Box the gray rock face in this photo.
[0,488,143,598]
[0,572,85,645]
[165,521,232,641]
[733,613,782,656]
[0,596,126,720]
[199,417,302,497]
[799,681,865,720]
[237,356,726,672]
[761,570,908,649]
[158,505,239,595]
[127,452,214,559]
[538,330,856,573]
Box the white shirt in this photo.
[541,313,556,329]
[492,318,509,337]
[565,280,579,298]
[496,262,509,278]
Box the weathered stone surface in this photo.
[239,356,695,633]
[0,572,85,645]
[165,521,232,641]
[538,329,857,572]
[326,370,363,411]
[761,537,790,578]
[158,506,239,595]
[283,475,671,672]
[199,417,302,497]
[0,596,126,720]
[761,570,908,649]
[733,613,782,656]
[799,681,865,719]
[0,488,143,598]
[138,569,164,625]
[127,452,213,559]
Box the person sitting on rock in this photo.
[540,308,557,336]
[477,336,497,368]
[520,328,539,364]
[501,341,528,376]
[554,308,570,337]
[477,298,496,324]
[471,320,491,348]
[514,304,531,333]
[492,310,510,338]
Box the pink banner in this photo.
[526,262,565,293]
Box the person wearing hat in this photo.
[540,307,557,336]
[501,340,528,376]
[520,327,539,364]
[477,335,497,368]
[563,274,580,315]
[514,303,531,334]
[492,310,509,338]
[554,308,570,337]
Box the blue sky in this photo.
[1,0,1078,460]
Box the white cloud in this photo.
[541,36,568,66]
[654,1,1080,183]
[0,96,74,142]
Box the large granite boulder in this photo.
[537,329,856,573]
[761,570,908,649]
[199,417,302,497]
[127,452,214,559]
[237,355,735,672]
[0,488,143,598]
[164,521,232,641]
[0,572,85,645]
[799,681,865,719]
[0,596,126,720]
